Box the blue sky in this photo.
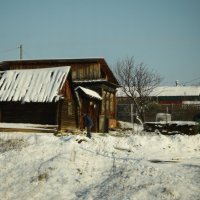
[0,0,200,86]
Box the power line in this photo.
[0,47,18,54]
[1,45,33,60]
[184,76,200,85]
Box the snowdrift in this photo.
[0,126,200,200]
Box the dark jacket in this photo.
[83,114,93,128]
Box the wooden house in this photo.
[0,66,78,132]
[0,58,119,132]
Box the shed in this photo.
[0,66,78,131]
[75,86,102,132]
[0,58,120,132]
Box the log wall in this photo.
[1,102,57,124]
[59,99,77,131]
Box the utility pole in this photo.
[131,103,134,131]
[19,44,23,60]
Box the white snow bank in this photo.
[117,121,143,131]
[0,131,200,200]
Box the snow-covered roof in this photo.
[116,88,139,97]
[150,86,200,97]
[75,86,102,100]
[116,86,200,97]
[0,66,70,102]
[74,79,107,83]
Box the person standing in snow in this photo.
[83,113,93,138]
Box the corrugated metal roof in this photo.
[0,66,70,102]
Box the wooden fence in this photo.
[117,103,200,122]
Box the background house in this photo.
[116,86,200,122]
[150,86,200,105]
[0,58,119,132]
[0,67,78,132]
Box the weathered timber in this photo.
[144,121,199,135]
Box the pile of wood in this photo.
[144,121,199,135]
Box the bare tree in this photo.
[115,57,162,122]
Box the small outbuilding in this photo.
[0,66,78,132]
[75,86,102,132]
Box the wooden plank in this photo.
[0,128,57,133]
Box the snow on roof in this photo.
[74,79,107,83]
[75,86,102,100]
[116,86,200,97]
[0,66,70,103]
[116,88,139,97]
[150,86,200,97]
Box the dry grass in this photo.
[0,138,27,153]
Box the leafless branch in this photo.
[115,56,162,122]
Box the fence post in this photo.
[131,104,134,131]
[166,106,168,123]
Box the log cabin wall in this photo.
[57,78,79,131]
[71,63,101,80]
[101,85,116,118]
[0,102,57,124]
[0,104,2,122]
[4,62,101,80]
[59,98,78,131]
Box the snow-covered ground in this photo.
[0,123,200,200]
